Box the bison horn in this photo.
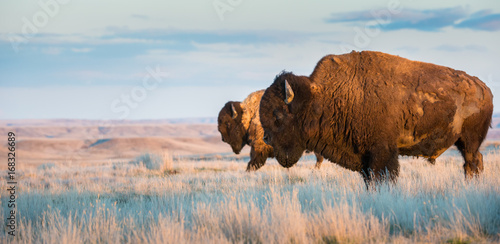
[231,103,238,119]
[285,80,294,104]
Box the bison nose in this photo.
[263,133,270,145]
[221,136,226,142]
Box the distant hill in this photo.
[0,119,234,164]
[0,118,217,127]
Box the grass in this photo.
[1,153,500,243]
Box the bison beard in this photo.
[259,51,493,186]
[218,90,324,171]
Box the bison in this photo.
[259,51,493,185]
[218,90,324,171]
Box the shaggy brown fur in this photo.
[259,51,493,184]
[218,90,324,171]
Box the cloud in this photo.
[71,48,93,53]
[383,8,466,31]
[0,28,314,57]
[131,14,150,20]
[101,27,311,46]
[455,12,500,31]
[41,47,63,55]
[326,7,500,32]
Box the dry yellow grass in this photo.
[1,153,499,243]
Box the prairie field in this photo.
[3,0,500,242]
[1,152,500,243]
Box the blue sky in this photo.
[1,0,500,120]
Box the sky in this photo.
[1,0,500,120]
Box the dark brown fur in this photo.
[218,91,323,171]
[259,51,493,184]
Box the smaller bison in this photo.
[218,90,323,171]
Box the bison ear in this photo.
[284,80,294,104]
[231,103,238,119]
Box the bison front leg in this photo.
[360,146,400,187]
[246,145,271,172]
[314,153,324,169]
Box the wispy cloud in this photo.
[71,48,93,53]
[41,47,63,55]
[455,11,500,31]
[102,27,311,46]
[131,14,150,20]
[1,28,314,56]
[325,7,500,32]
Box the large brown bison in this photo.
[259,51,493,184]
[218,90,324,171]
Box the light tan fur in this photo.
[241,90,265,137]
[225,89,323,171]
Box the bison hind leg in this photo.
[455,106,491,179]
[455,138,484,179]
[314,153,324,169]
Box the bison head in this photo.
[218,101,247,154]
[260,72,315,168]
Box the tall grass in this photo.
[1,153,500,243]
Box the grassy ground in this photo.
[1,153,500,243]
